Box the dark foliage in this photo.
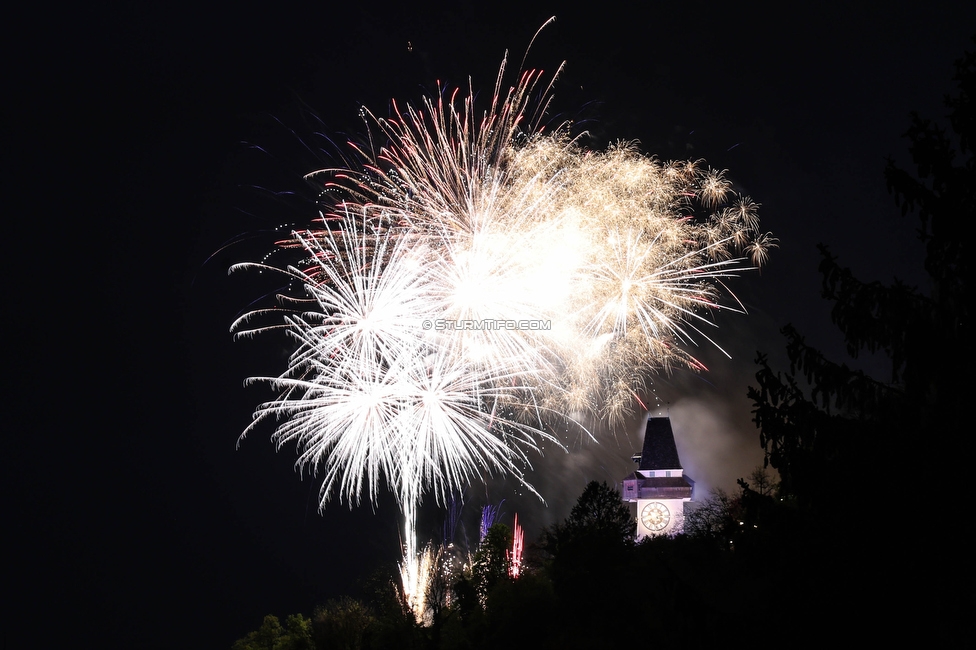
[544,480,636,552]
[311,598,375,650]
[471,523,512,602]
[751,45,973,509]
[748,43,974,643]
[232,614,314,650]
[234,476,849,649]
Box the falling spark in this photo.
[398,542,441,625]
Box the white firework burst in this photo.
[233,42,774,623]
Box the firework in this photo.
[398,542,441,625]
[479,501,505,542]
[507,514,524,579]
[234,42,773,623]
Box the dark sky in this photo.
[7,2,974,648]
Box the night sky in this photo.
[7,2,974,648]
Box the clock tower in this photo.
[620,416,694,539]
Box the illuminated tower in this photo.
[620,416,694,538]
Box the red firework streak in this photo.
[507,514,524,578]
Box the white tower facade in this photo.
[621,417,694,539]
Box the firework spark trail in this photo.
[479,501,505,542]
[398,542,440,625]
[234,46,775,622]
[507,514,524,579]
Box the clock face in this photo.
[640,502,671,532]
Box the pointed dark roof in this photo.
[638,417,683,471]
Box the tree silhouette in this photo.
[559,480,637,543]
[471,523,513,603]
[311,598,375,650]
[232,614,313,650]
[748,42,973,643]
[751,45,973,508]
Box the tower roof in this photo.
[638,417,683,471]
